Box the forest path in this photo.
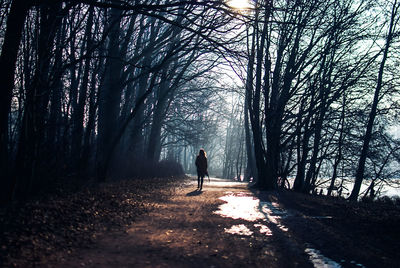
[56,177,317,267]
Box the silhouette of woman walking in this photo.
[195,149,208,191]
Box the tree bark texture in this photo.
[0,0,31,203]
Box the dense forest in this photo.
[1,0,400,204]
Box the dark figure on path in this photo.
[195,149,208,191]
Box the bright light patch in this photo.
[305,247,343,268]
[228,0,252,10]
[213,193,265,221]
[224,224,253,236]
[254,224,273,236]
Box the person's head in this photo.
[199,148,206,157]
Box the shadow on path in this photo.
[186,189,203,196]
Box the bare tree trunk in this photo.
[80,63,100,178]
[13,3,62,199]
[304,105,326,192]
[0,0,31,203]
[71,6,94,171]
[130,18,160,156]
[328,94,346,196]
[47,16,67,169]
[236,111,245,180]
[96,7,123,181]
[293,97,313,191]
[248,4,270,188]
[146,72,170,162]
[349,1,398,201]
[244,89,256,182]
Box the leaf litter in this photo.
[0,176,185,267]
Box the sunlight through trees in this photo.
[0,0,399,203]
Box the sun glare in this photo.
[228,0,252,10]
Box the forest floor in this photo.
[1,176,400,267]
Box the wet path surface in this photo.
[56,178,353,267]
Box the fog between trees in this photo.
[0,0,399,203]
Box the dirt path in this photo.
[54,178,317,267]
[3,176,398,267]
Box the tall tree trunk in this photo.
[328,94,346,196]
[236,111,245,180]
[146,72,170,163]
[303,105,326,192]
[303,35,336,192]
[71,6,94,170]
[96,8,123,181]
[349,1,397,201]
[248,4,270,188]
[293,98,313,191]
[0,0,31,203]
[47,16,66,168]
[13,3,62,199]
[80,63,100,178]
[244,88,256,182]
[130,18,160,156]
